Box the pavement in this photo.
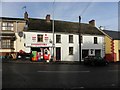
[2,59,83,65]
[2,58,120,65]
[0,59,120,64]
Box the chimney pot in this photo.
[89,19,95,27]
[24,11,28,20]
[46,14,50,22]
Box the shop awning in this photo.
[25,43,53,47]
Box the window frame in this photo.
[69,47,73,55]
[69,35,73,43]
[37,34,43,42]
[2,22,14,31]
[56,35,61,43]
[94,37,98,44]
[0,39,14,49]
[81,35,83,43]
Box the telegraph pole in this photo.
[79,16,81,62]
[52,0,55,61]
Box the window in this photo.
[94,37,98,44]
[0,39,14,49]
[69,47,73,55]
[56,35,61,43]
[37,34,43,42]
[69,35,73,43]
[2,22,14,31]
[90,49,94,54]
[23,34,26,39]
[81,36,83,43]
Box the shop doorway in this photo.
[56,47,61,61]
[31,47,50,61]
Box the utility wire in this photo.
[80,2,92,16]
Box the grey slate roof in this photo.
[0,17,24,21]
[103,30,120,40]
[1,17,104,35]
[28,18,104,35]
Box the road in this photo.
[2,62,120,89]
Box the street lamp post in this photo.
[79,16,81,62]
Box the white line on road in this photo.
[37,71,90,73]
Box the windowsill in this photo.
[56,42,61,43]
[69,54,73,55]
[2,30,14,32]
[0,48,14,49]
[69,42,73,43]
[37,41,43,42]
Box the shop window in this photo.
[2,22,14,31]
[56,35,61,43]
[37,34,43,42]
[69,35,73,43]
[69,47,73,55]
[94,37,98,44]
[0,39,13,49]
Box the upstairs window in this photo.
[56,35,61,43]
[2,22,14,31]
[94,37,98,44]
[69,35,73,43]
[37,34,43,42]
[79,35,83,43]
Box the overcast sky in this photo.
[0,0,119,31]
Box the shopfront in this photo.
[29,43,52,62]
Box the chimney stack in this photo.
[89,19,95,27]
[46,14,50,22]
[24,11,28,21]
[24,11,29,30]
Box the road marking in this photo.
[37,70,90,73]
[108,70,120,72]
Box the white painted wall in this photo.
[14,33,25,52]
[18,31,105,61]
[82,34,105,57]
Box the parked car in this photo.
[17,50,31,60]
[84,56,109,66]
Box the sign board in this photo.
[18,31,23,37]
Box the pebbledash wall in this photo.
[17,31,105,61]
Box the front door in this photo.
[82,49,89,59]
[56,47,61,61]
[95,49,101,57]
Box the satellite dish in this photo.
[18,31,23,37]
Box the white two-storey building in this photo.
[16,13,105,61]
